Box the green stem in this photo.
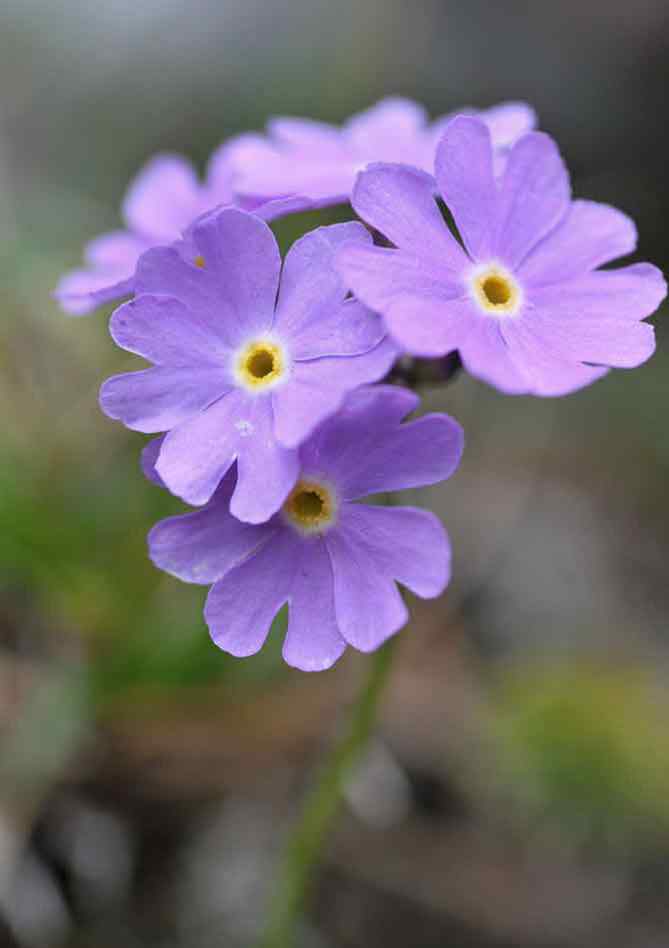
[257,634,399,948]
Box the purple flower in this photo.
[55,143,308,316]
[147,385,464,671]
[232,98,536,208]
[336,116,666,396]
[100,208,396,522]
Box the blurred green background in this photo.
[1,1,669,946]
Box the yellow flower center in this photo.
[194,254,205,268]
[235,339,286,391]
[471,265,521,315]
[283,479,337,535]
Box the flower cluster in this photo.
[58,96,665,670]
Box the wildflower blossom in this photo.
[55,145,308,315]
[336,115,666,395]
[100,208,396,522]
[147,385,463,671]
[232,98,536,208]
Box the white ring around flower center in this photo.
[282,478,338,535]
[468,262,523,317]
[233,336,290,393]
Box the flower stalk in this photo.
[257,633,399,948]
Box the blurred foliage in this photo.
[493,660,669,848]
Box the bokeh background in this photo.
[2,1,669,946]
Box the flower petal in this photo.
[191,208,281,337]
[479,101,538,150]
[351,162,467,269]
[529,263,667,322]
[335,242,464,316]
[458,317,533,395]
[135,246,242,347]
[428,101,537,173]
[299,383,418,478]
[54,270,135,316]
[218,132,280,171]
[122,154,204,239]
[505,309,656,370]
[202,140,240,202]
[434,115,498,261]
[251,194,317,220]
[148,471,278,585]
[282,539,347,671]
[344,97,428,156]
[332,411,464,501]
[99,367,230,433]
[268,116,342,149]
[244,160,353,205]
[55,228,141,315]
[519,200,638,286]
[232,397,300,523]
[325,520,408,653]
[155,389,247,504]
[493,131,571,269]
[338,505,451,598]
[216,134,288,198]
[84,230,148,270]
[205,528,298,658]
[233,99,432,206]
[231,129,350,204]
[274,222,372,344]
[149,387,299,518]
[141,436,165,486]
[289,298,386,360]
[109,295,231,366]
[272,337,397,448]
[382,294,473,357]
[500,322,610,396]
